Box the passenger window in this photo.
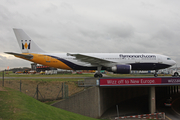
[167,58,171,60]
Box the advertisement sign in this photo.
[99,77,180,86]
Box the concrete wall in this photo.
[52,87,100,118]
[52,86,149,118]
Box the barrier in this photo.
[115,112,165,119]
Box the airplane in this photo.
[5,28,176,77]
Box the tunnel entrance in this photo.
[53,77,180,118]
[98,77,180,118]
[99,87,149,118]
[100,86,180,119]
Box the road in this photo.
[161,107,180,120]
[101,95,180,120]
[156,94,180,120]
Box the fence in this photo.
[0,80,84,101]
[78,79,99,87]
[115,112,165,119]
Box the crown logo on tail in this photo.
[21,40,31,49]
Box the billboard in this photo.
[99,77,180,86]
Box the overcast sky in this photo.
[1,0,180,70]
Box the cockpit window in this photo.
[167,58,171,60]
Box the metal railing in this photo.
[115,112,165,120]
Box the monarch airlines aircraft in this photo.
[5,28,176,77]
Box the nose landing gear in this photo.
[154,70,158,77]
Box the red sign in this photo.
[100,78,162,86]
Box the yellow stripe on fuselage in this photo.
[15,53,73,70]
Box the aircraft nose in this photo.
[171,60,176,66]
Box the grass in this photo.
[1,71,172,81]
[3,78,85,82]
[43,100,60,105]
[0,71,93,81]
[0,87,99,120]
[0,71,94,78]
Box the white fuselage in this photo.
[39,53,176,71]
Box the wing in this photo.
[67,53,115,67]
[5,52,33,59]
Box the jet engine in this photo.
[108,65,131,74]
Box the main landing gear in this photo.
[154,70,158,77]
[94,73,103,78]
[94,66,103,78]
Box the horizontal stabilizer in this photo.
[5,52,33,59]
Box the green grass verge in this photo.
[43,100,60,105]
[1,71,172,81]
[0,87,98,120]
[3,78,84,82]
[0,72,94,77]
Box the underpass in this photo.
[100,94,149,119]
[52,77,180,118]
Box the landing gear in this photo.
[154,70,158,77]
[154,73,158,77]
[94,73,103,78]
[94,66,103,78]
[174,72,179,77]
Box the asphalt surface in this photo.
[156,93,180,120]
